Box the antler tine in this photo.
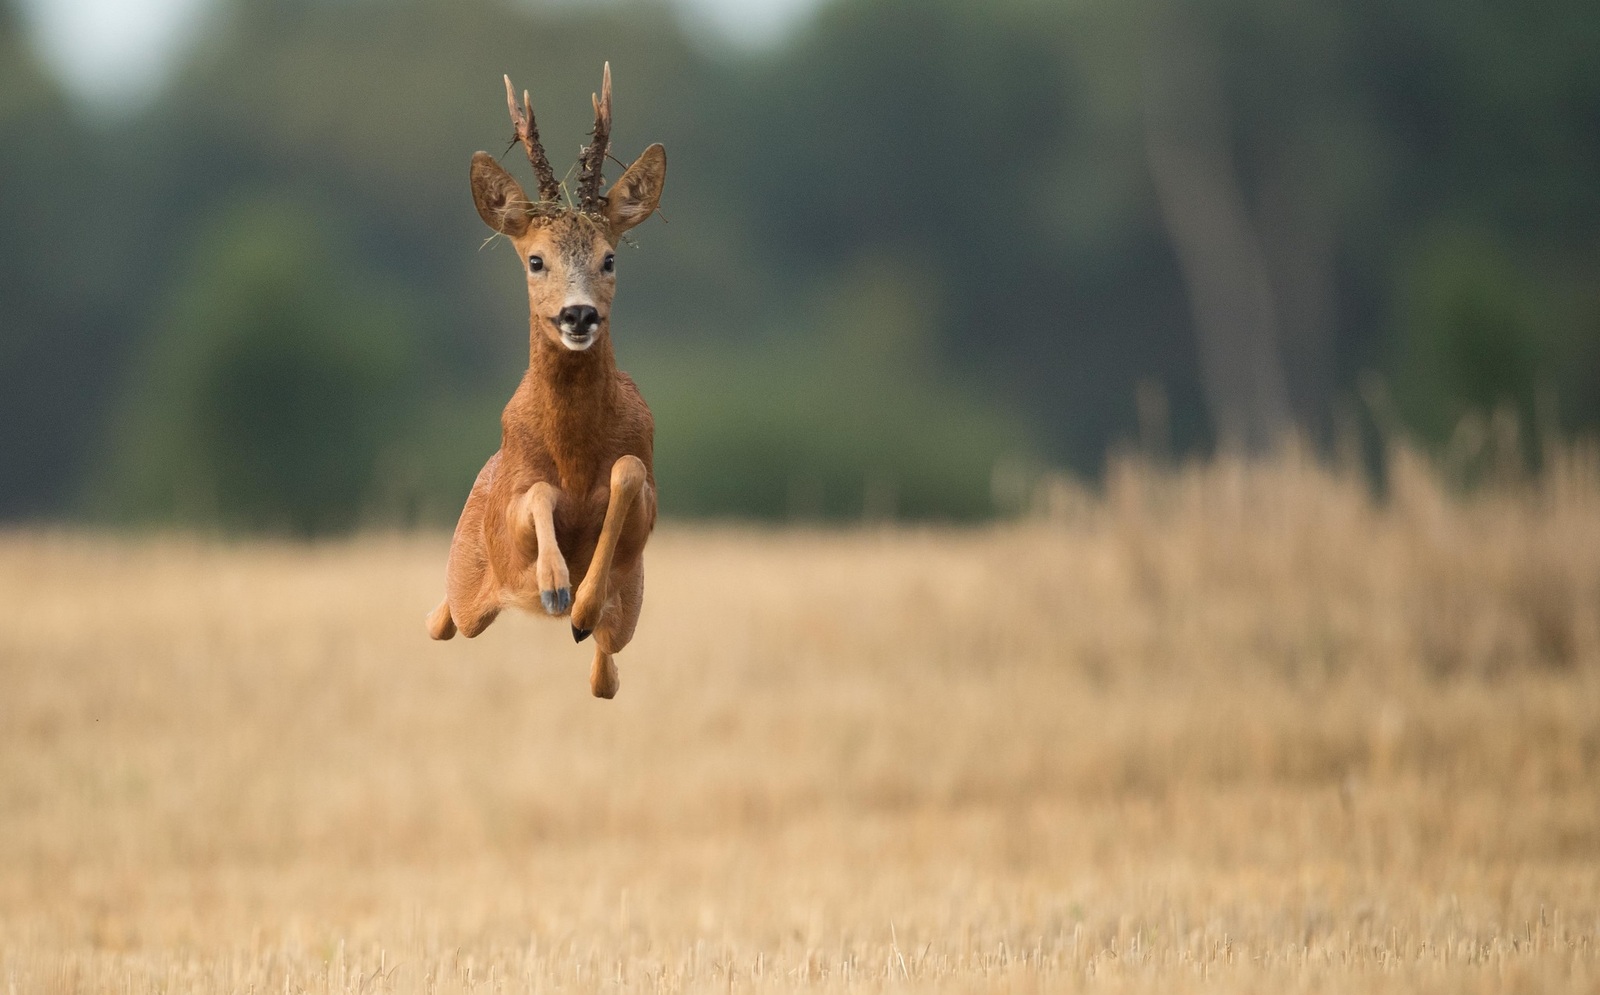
[577,62,613,215]
[503,73,561,203]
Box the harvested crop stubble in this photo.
[1,450,1598,992]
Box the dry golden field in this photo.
[3,452,1599,993]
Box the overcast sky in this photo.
[17,0,822,109]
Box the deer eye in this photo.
[602,253,616,274]
[528,255,544,273]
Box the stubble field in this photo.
[2,453,1599,993]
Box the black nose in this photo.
[558,305,600,335]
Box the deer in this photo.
[426,64,666,699]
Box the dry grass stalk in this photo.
[1,449,1596,992]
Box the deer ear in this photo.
[604,144,666,236]
[470,151,533,236]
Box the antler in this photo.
[504,74,561,203]
[576,62,613,215]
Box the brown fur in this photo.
[429,71,666,700]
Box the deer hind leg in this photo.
[430,465,502,640]
[588,560,644,699]
[571,455,648,639]
[444,545,500,638]
[431,557,500,640]
[510,481,571,616]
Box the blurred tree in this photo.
[4,0,1599,527]
[1143,11,1293,453]
[93,200,418,534]
[732,0,1179,471]
[0,0,110,516]
[637,254,1033,519]
[1351,0,1600,447]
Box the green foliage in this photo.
[643,348,1027,520]
[637,257,1032,519]
[94,199,418,534]
[1392,228,1544,441]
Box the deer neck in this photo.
[523,331,619,490]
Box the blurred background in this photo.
[3,0,1598,532]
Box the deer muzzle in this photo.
[555,304,602,349]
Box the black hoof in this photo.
[541,587,572,615]
[572,624,592,643]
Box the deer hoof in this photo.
[541,587,572,615]
[570,578,606,633]
[427,601,456,640]
[572,624,592,643]
[590,652,619,699]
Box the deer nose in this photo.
[558,305,600,335]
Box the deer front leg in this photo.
[511,481,570,615]
[571,455,648,639]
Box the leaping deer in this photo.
[426,65,666,699]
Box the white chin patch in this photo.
[560,332,597,351]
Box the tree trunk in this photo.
[1143,26,1292,454]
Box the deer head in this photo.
[470,64,667,353]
